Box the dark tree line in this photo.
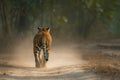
[0,0,120,39]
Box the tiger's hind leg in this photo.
[34,52,40,68]
[34,47,41,68]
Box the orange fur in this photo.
[33,27,52,53]
[33,27,52,67]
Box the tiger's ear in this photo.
[46,27,50,32]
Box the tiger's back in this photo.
[33,27,52,53]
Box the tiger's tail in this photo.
[41,36,48,61]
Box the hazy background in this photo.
[0,0,120,68]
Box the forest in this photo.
[0,0,120,38]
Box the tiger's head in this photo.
[37,27,50,33]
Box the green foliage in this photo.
[0,0,120,38]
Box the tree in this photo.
[0,0,10,36]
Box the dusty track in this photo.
[0,38,120,80]
[0,40,97,80]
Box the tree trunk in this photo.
[40,0,45,26]
[0,0,11,36]
[83,9,97,38]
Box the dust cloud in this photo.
[8,34,83,69]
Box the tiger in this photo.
[33,27,52,68]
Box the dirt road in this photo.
[0,39,120,80]
[0,65,99,80]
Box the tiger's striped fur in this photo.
[33,27,52,67]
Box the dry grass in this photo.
[81,49,120,80]
[81,50,120,75]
